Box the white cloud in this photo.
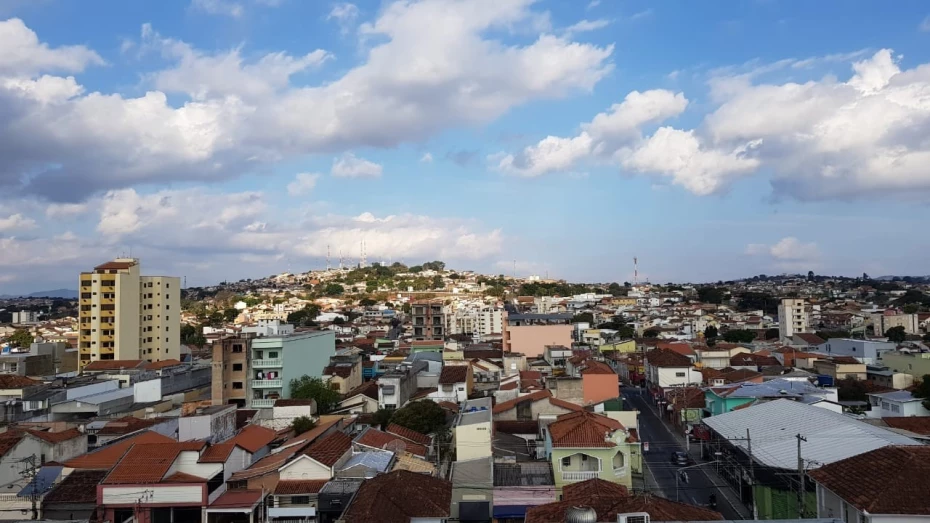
[191,0,244,17]
[287,172,320,196]
[564,19,610,36]
[328,3,359,34]
[629,9,654,21]
[493,133,594,177]
[420,152,433,163]
[920,16,930,32]
[0,18,104,76]
[746,237,821,270]
[0,6,613,200]
[586,0,600,9]
[0,213,37,232]
[46,202,89,218]
[331,153,383,178]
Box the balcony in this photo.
[268,507,316,519]
[253,358,283,369]
[251,398,277,408]
[561,471,600,482]
[100,310,114,318]
[252,379,283,389]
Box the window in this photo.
[233,363,243,371]
[581,454,588,462]
[675,372,686,377]
[233,382,244,389]
[291,496,310,505]
[268,352,278,359]
[232,344,243,353]
[561,456,571,467]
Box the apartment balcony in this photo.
[100,310,115,318]
[268,507,316,519]
[252,379,283,389]
[101,335,114,343]
[561,471,600,482]
[251,398,277,408]
[100,297,115,305]
[80,298,91,306]
[253,359,283,369]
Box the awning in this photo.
[494,505,529,518]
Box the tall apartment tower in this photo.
[78,258,180,368]
[411,299,445,341]
[778,298,809,342]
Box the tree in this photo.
[290,376,341,414]
[371,408,393,430]
[911,375,930,411]
[408,265,423,273]
[703,325,718,339]
[764,328,780,340]
[223,308,239,322]
[486,285,506,298]
[7,329,33,349]
[807,270,815,282]
[291,415,316,435]
[323,283,345,296]
[390,400,447,434]
[903,303,921,314]
[885,326,907,344]
[288,304,321,326]
[607,282,624,296]
[208,311,225,326]
[359,297,377,307]
[431,275,444,289]
[697,287,725,304]
[837,377,869,402]
[721,329,756,343]
[572,312,594,324]
[643,329,659,338]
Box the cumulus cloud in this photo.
[0,213,37,232]
[287,172,320,196]
[920,16,930,32]
[0,18,103,76]
[328,3,360,34]
[420,152,433,163]
[0,4,613,201]
[564,19,610,36]
[331,153,383,178]
[746,237,821,270]
[191,0,244,17]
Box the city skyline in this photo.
[3,0,930,294]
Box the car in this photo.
[670,451,692,466]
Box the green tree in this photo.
[486,285,506,298]
[208,311,225,326]
[7,329,33,349]
[291,415,316,435]
[885,325,907,344]
[359,298,377,307]
[431,275,444,289]
[323,283,345,296]
[224,308,239,322]
[704,325,718,339]
[371,408,394,430]
[390,400,447,434]
[408,265,423,273]
[764,328,780,340]
[643,329,659,338]
[903,303,921,314]
[607,282,624,296]
[721,329,756,343]
[697,287,725,304]
[910,375,930,411]
[290,376,341,414]
[422,261,446,271]
[572,312,594,324]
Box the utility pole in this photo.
[747,428,757,520]
[796,433,807,519]
[18,454,40,520]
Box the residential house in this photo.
[0,428,86,488]
[502,312,574,358]
[579,361,619,405]
[791,333,825,347]
[377,360,425,409]
[454,397,492,461]
[63,430,176,470]
[772,347,822,368]
[729,352,781,370]
[703,378,839,417]
[867,390,930,418]
[450,457,493,522]
[179,404,237,444]
[492,462,556,521]
[817,338,896,364]
[336,450,394,479]
[341,470,452,523]
[813,357,867,381]
[268,479,328,522]
[492,390,583,422]
[41,469,108,520]
[205,490,266,523]
[335,381,379,414]
[353,426,430,459]
[644,349,702,392]
[429,365,473,404]
[867,365,915,390]
[229,424,279,463]
[543,411,641,492]
[695,344,750,369]
[598,339,636,354]
[322,354,362,395]
[809,445,930,523]
[879,351,930,381]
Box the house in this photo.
[492,390,583,422]
[275,430,353,482]
[450,457,493,522]
[704,378,839,416]
[428,365,473,403]
[814,357,867,381]
[866,365,915,390]
[454,397,492,461]
[322,354,362,395]
[335,380,380,414]
[0,428,86,488]
[730,352,781,370]
[644,349,702,392]
[879,351,930,381]
[41,469,108,520]
[867,390,930,418]
[64,430,176,470]
[809,445,930,523]
[229,423,278,463]
[579,361,619,405]
[792,333,826,347]
[341,470,452,523]
[336,450,395,479]
[492,462,556,521]
[353,426,429,459]
[524,477,722,523]
[543,411,641,492]
[179,404,237,444]
[205,490,266,523]
[268,479,328,522]
[817,338,896,364]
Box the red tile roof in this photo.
[657,342,695,356]
[563,477,628,500]
[525,489,723,523]
[323,365,354,379]
[0,375,39,388]
[228,418,341,482]
[144,359,183,370]
[305,431,352,467]
[341,470,452,523]
[344,380,379,401]
[645,348,693,367]
[438,401,459,413]
[103,443,198,484]
[162,471,207,483]
[42,469,108,504]
[882,416,930,435]
[795,333,825,345]
[83,360,145,371]
[0,434,24,458]
[199,442,236,463]
[355,427,428,458]
[96,416,160,436]
[209,490,264,509]
[274,480,328,495]
[808,445,930,515]
[492,390,584,414]
[386,424,431,445]
[580,361,616,375]
[439,365,469,385]
[231,424,277,453]
[64,431,175,469]
[547,411,623,448]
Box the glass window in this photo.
[233,363,243,371]
[268,352,278,359]
[561,456,571,467]
[233,382,244,389]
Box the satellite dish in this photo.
[384,440,406,454]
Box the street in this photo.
[623,387,751,520]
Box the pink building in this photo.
[580,361,620,405]
[502,312,574,358]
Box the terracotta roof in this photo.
[162,471,207,483]
[882,417,930,435]
[64,431,175,469]
[42,469,108,504]
[199,442,236,463]
[273,398,315,407]
[96,416,160,435]
[581,361,616,375]
[305,431,352,467]
[94,261,135,270]
[82,359,145,371]
[494,420,539,434]
[22,427,82,444]
[795,333,826,345]
[438,365,469,385]
[520,370,542,381]
[210,490,264,509]
[341,470,452,523]
[657,342,695,356]
[227,417,343,482]
[274,479,328,495]
[231,424,277,453]
[563,477,629,500]
[103,442,200,484]
[386,423,431,445]
[492,390,584,414]
[547,411,623,448]
[645,348,693,367]
[718,368,762,384]
[323,365,353,379]
[499,381,518,391]
[665,387,705,410]
[730,353,780,367]
[0,435,24,458]
[355,427,429,457]
[344,380,379,401]
[437,401,459,412]
[0,375,39,388]
[808,445,930,515]
[144,359,183,370]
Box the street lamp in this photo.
[675,461,720,502]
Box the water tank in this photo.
[565,506,597,523]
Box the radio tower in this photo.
[360,240,367,269]
[326,245,331,271]
[633,257,638,286]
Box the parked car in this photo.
[670,451,692,466]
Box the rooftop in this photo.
[341,470,452,523]
[275,479,329,495]
[548,411,623,448]
[385,423,431,445]
[354,427,428,458]
[82,360,145,372]
[230,424,277,453]
[64,431,175,469]
[305,430,352,467]
[438,365,469,384]
[493,461,554,487]
[102,442,205,484]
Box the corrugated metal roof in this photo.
[340,450,394,472]
[702,399,917,470]
[71,388,133,405]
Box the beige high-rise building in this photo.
[778,298,809,342]
[78,258,180,369]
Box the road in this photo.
[623,387,750,520]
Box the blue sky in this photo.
[2,0,930,294]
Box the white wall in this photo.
[133,378,162,402]
[279,455,331,481]
[102,485,202,505]
[66,380,118,400]
[657,367,702,388]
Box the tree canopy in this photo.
[885,326,907,344]
[7,329,33,349]
[290,376,341,414]
[572,312,594,324]
[291,415,316,435]
[287,304,322,326]
[389,400,447,434]
[912,375,930,411]
[703,325,718,339]
[721,329,756,343]
[697,287,725,304]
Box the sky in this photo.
[2,0,930,294]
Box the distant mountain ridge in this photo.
[0,289,79,299]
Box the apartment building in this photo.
[411,300,444,340]
[778,298,809,342]
[78,258,180,369]
[871,311,919,336]
[501,311,573,358]
[445,304,503,337]
[212,330,336,409]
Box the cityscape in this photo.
[2,1,930,523]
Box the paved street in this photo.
[623,387,751,520]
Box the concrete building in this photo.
[10,311,37,324]
[322,354,363,394]
[211,335,253,408]
[871,311,919,336]
[411,299,445,340]
[454,397,492,461]
[179,404,237,443]
[445,305,503,337]
[78,258,180,369]
[882,351,930,381]
[778,298,809,342]
[502,312,574,358]
[817,338,896,365]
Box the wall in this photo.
[547,378,583,405]
[882,352,930,380]
[599,340,636,353]
[550,445,632,492]
[160,367,212,396]
[279,456,332,481]
[455,421,492,461]
[255,331,335,400]
[656,367,703,388]
[133,378,162,402]
[0,437,42,487]
[582,373,619,405]
[47,435,88,462]
[506,325,574,358]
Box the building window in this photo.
[675,372,686,377]
[232,344,243,353]
[561,456,571,467]
[268,352,278,359]
[233,363,243,371]
[233,382,244,389]
[290,496,310,505]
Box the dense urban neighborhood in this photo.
[1,258,929,522]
